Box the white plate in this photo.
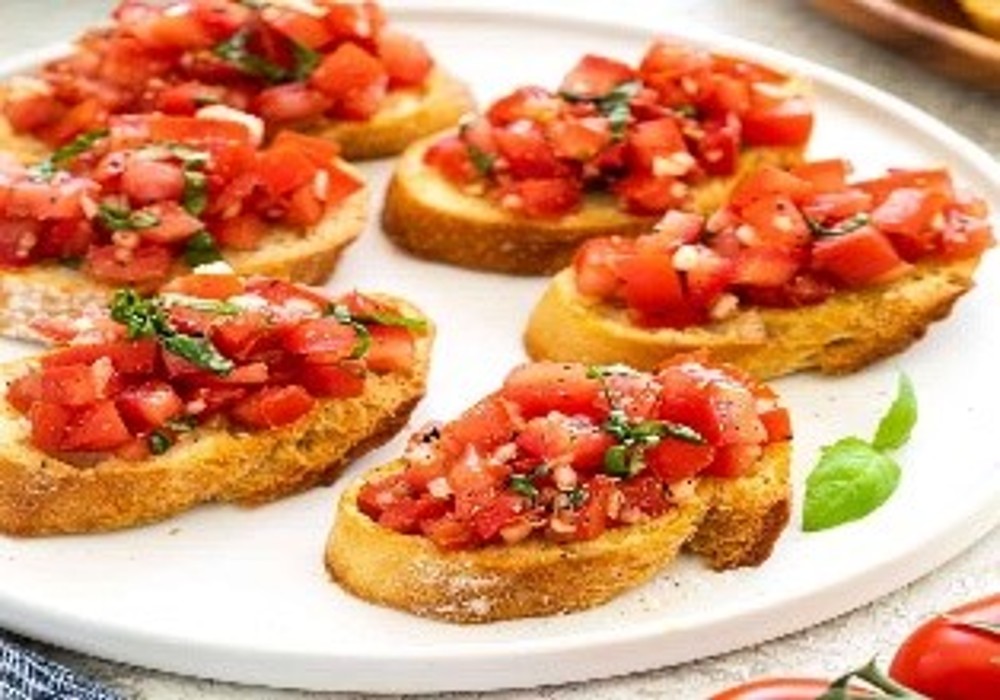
[0,0,998,693]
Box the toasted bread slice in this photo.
[326,442,789,623]
[0,297,433,536]
[959,0,1000,38]
[0,165,367,342]
[524,259,980,379]
[382,133,803,275]
[303,68,475,161]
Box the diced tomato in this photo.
[575,475,615,540]
[501,178,581,218]
[154,82,226,116]
[3,179,91,220]
[230,385,315,429]
[493,127,565,179]
[547,117,612,161]
[440,395,520,457]
[40,363,110,407]
[164,272,244,300]
[791,160,851,192]
[146,115,252,148]
[646,438,716,481]
[858,169,953,206]
[379,495,450,535]
[471,493,523,541]
[121,158,186,204]
[136,202,204,244]
[263,7,333,48]
[39,99,107,147]
[560,54,636,99]
[257,146,318,197]
[502,363,603,419]
[731,246,800,288]
[210,313,266,360]
[759,406,792,442]
[801,189,873,222]
[696,117,740,176]
[486,86,561,126]
[214,214,267,250]
[126,10,215,51]
[573,237,630,298]
[425,135,477,184]
[3,93,63,133]
[85,244,173,285]
[271,130,340,167]
[739,194,810,249]
[309,42,388,120]
[377,30,433,87]
[615,172,685,215]
[281,318,357,357]
[450,453,511,522]
[742,95,813,147]
[639,40,713,104]
[300,363,366,398]
[28,402,73,452]
[516,415,613,472]
[871,187,948,238]
[704,443,763,477]
[62,400,132,451]
[253,83,332,125]
[365,326,415,374]
[618,473,670,517]
[627,118,687,172]
[285,184,326,226]
[811,226,911,287]
[422,515,477,550]
[618,251,686,314]
[705,381,767,445]
[322,1,386,44]
[43,341,158,375]
[7,372,42,413]
[940,213,994,260]
[116,381,183,432]
[685,246,735,309]
[0,219,40,266]
[730,166,813,210]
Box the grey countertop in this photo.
[0,1,997,698]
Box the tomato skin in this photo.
[502,363,603,419]
[811,226,911,288]
[424,136,477,184]
[84,245,174,286]
[62,400,132,452]
[230,385,316,429]
[253,83,332,125]
[742,95,813,147]
[560,54,636,99]
[889,594,1000,700]
[376,30,433,87]
[280,318,357,357]
[309,42,388,120]
[365,326,415,374]
[116,381,183,432]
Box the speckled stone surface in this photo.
[0,1,997,698]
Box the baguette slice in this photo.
[959,0,1000,38]
[383,133,803,275]
[0,296,433,536]
[327,442,789,623]
[0,163,367,342]
[525,259,980,379]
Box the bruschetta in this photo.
[382,40,813,275]
[0,112,367,340]
[524,161,993,378]
[326,359,792,623]
[0,270,433,535]
[0,0,473,160]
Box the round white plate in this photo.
[0,1,997,693]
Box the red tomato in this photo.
[425,136,478,184]
[627,118,687,172]
[615,173,686,215]
[285,184,326,226]
[516,415,613,472]
[493,126,565,179]
[575,475,615,540]
[709,678,856,700]
[230,385,316,429]
[471,493,522,540]
[730,166,814,210]
[28,402,73,452]
[547,117,612,161]
[739,194,810,249]
[871,187,948,238]
[646,438,716,481]
[731,247,800,288]
[322,1,386,44]
[281,318,357,357]
[705,443,763,477]
[3,93,62,133]
[618,473,670,517]
[309,42,388,120]
[137,203,204,244]
[40,363,107,407]
[560,54,636,99]
[696,117,741,176]
[121,159,186,204]
[163,273,244,300]
[85,245,173,285]
[617,250,687,317]
[299,363,366,399]
[791,160,851,192]
[253,83,332,125]
[422,515,477,550]
[271,130,341,167]
[573,237,631,298]
[379,495,450,535]
[811,226,911,287]
[377,30,433,87]
[257,146,318,197]
[116,381,183,432]
[486,87,561,126]
[62,400,132,451]
[502,363,603,419]
[742,95,813,147]
[263,8,333,48]
[940,212,994,260]
[214,214,267,251]
[501,178,582,218]
[43,341,158,375]
[889,594,1000,700]
[365,326,415,374]
[7,372,42,413]
[440,395,519,457]
[154,82,226,116]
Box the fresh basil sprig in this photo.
[803,372,917,532]
[29,128,110,180]
[184,231,223,268]
[110,289,234,375]
[214,29,319,84]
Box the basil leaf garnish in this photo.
[872,372,917,451]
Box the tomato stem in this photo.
[850,659,928,698]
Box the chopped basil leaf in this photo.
[97,203,160,232]
[328,304,373,359]
[872,372,917,451]
[148,431,172,455]
[675,104,699,119]
[365,311,428,331]
[805,212,871,238]
[567,487,587,509]
[182,168,208,216]
[184,231,223,268]
[561,80,641,141]
[161,333,235,375]
[59,256,83,270]
[604,444,631,477]
[802,437,901,532]
[467,144,496,177]
[509,475,539,500]
[192,94,221,107]
[213,29,289,84]
[291,41,320,81]
[51,129,110,165]
[109,289,234,375]
[170,298,242,316]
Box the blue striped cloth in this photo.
[1,635,122,700]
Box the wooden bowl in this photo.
[810,0,1000,90]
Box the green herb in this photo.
[365,311,428,332]
[213,29,289,83]
[184,231,223,268]
[561,81,641,141]
[109,289,234,375]
[603,445,631,477]
[806,212,871,239]
[467,144,496,177]
[872,373,917,451]
[802,373,918,532]
[802,438,901,532]
[509,475,539,500]
[567,487,587,509]
[59,256,83,270]
[290,41,320,81]
[182,168,208,216]
[169,298,242,316]
[192,94,220,107]
[674,104,699,119]
[29,128,110,180]
[148,431,172,456]
[817,659,928,699]
[97,203,160,232]
[166,416,198,433]
[328,304,373,359]
[238,0,268,8]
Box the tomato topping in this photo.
[7,278,425,459]
[426,39,813,219]
[4,1,436,145]
[570,161,991,327]
[361,360,786,550]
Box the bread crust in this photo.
[0,165,366,342]
[524,259,981,379]
[0,298,433,536]
[382,133,803,275]
[326,442,790,623]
